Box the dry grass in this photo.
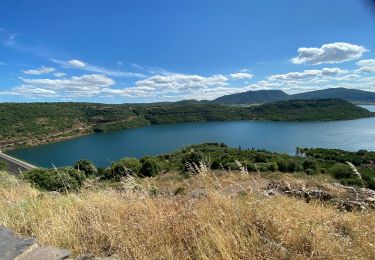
[1,171,375,259]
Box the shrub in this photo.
[245,162,258,172]
[0,160,8,171]
[277,159,303,172]
[102,163,130,181]
[223,161,241,171]
[256,162,278,172]
[359,168,375,189]
[23,167,85,192]
[74,159,97,177]
[140,157,161,177]
[182,151,205,171]
[118,158,142,175]
[303,159,317,171]
[254,153,268,163]
[210,159,222,170]
[329,164,353,179]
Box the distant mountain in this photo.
[210,88,375,104]
[291,88,375,103]
[212,90,289,104]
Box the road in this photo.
[0,152,37,174]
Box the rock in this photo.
[0,226,36,259]
[19,246,70,260]
[190,188,208,198]
[264,189,278,196]
[340,201,367,212]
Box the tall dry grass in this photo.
[0,171,375,259]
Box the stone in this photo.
[0,226,36,259]
[19,246,70,260]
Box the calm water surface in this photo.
[7,105,375,167]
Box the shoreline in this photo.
[3,114,375,152]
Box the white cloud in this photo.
[135,73,229,91]
[229,72,254,80]
[3,74,115,98]
[356,59,375,73]
[52,59,145,78]
[101,73,230,99]
[53,72,66,77]
[291,42,368,65]
[269,68,347,81]
[68,59,86,68]
[23,66,55,75]
[8,86,57,98]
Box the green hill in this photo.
[248,99,373,121]
[210,88,375,105]
[291,88,375,103]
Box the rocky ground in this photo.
[0,227,118,260]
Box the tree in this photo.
[118,158,142,175]
[140,157,161,177]
[74,159,97,177]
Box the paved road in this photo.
[0,152,37,174]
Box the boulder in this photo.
[0,226,36,259]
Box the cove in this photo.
[7,110,375,168]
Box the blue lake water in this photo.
[7,105,375,168]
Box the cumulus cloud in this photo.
[3,74,115,98]
[23,66,55,75]
[100,73,231,99]
[229,72,254,80]
[135,73,229,91]
[291,42,368,65]
[51,59,146,78]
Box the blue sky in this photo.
[1,0,375,103]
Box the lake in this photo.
[7,105,375,168]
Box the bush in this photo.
[74,159,97,177]
[303,159,317,171]
[182,151,205,171]
[102,162,132,181]
[277,159,303,172]
[256,162,278,172]
[223,161,241,171]
[329,164,353,179]
[210,159,222,170]
[140,157,161,177]
[23,167,85,192]
[118,158,142,175]
[358,167,375,189]
[245,162,258,172]
[254,153,268,163]
[0,160,8,171]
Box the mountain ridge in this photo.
[209,87,375,105]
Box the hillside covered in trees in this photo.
[0,99,373,149]
[212,87,375,104]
